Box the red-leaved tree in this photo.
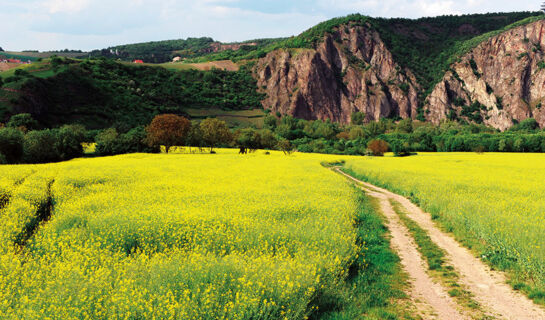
[146,114,191,153]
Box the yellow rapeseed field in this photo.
[345,153,545,292]
[0,150,358,319]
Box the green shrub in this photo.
[7,113,39,131]
[23,130,60,163]
[0,128,24,164]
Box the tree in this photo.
[363,121,386,138]
[0,77,3,88]
[351,111,366,125]
[396,118,413,133]
[259,129,278,149]
[23,130,60,163]
[146,114,191,153]
[235,128,261,154]
[349,127,365,140]
[0,127,24,164]
[7,113,39,132]
[199,118,232,152]
[277,139,294,155]
[95,128,119,156]
[367,139,389,156]
[186,121,205,153]
[55,125,86,160]
[264,114,278,130]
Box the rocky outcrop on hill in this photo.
[426,20,545,130]
[254,25,420,124]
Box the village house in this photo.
[172,56,182,62]
[133,59,144,64]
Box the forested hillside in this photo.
[89,37,285,63]
[1,58,264,129]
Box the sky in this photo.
[0,0,539,52]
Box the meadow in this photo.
[344,153,545,301]
[0,150,360,319]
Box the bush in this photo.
[277,139,295,155]
[96,127,157,156]
[367,139,389,156]
[351,112,366,125]
[0,128,24,164]
[95,128,120,156]
[23,130,60,163]
[7,113,39,132]
[56,125,86,160]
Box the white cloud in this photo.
[0,0,541,51]
[42,0,91,14]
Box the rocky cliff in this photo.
[426,20,545,130]
[254,24,420,124]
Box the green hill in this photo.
[2,11,544,130]
[0,58,264,129]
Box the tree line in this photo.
[2,111,545,164]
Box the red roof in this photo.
[7,59,21,63]
[133,60,144,64]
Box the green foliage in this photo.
[13,59,265,129]
[395,119,413,134]
[351,111,366,125]
[460,101,485,124]
[7,113,39,131]
[199,118,233,151]
[0,127,24,163]
[90,37,216,63]
[263,114,278,130]
[23,130,59,163]
[509,118,539,133]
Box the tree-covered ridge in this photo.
[89,37,287,63]
[8,58,264,129]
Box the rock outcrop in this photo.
[426,20,545,130]
[254,24,420,124]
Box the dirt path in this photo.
[335,168,545,320]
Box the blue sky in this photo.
[0,0,539,51]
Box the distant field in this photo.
[160,60,240,71]
[0,150,358,319]
[344,153,545,299]
[0,61,57,79]
[4,51,86,59]
[185,107,266,128]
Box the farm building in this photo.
[172,56,182,62]
[133,60,144,64]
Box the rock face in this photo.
[426,20,545,130]
[254,24,420,124]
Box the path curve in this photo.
[335,168,545,320]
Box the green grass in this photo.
[185,107,266,128]
[317,193,417,320]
